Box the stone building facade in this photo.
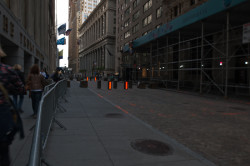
[68,0,79,73]
[69,0,101,73]
[0,0,57,76]
[79,0,116,77]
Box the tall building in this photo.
[79,0,116,77]
[0,0,57,76]
[68,0,101,73]
[116,0,208,79]
[81,0,101,23]
[116,0,250,98]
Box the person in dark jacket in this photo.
[12,64,25,113]
[0,46,24,166]
[51,68,62,82]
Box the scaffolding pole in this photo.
[150,42,153,80]
[178,32,181,90]
[225,12,230,98]
[200,22,204,94]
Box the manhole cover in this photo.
[131,139,172,156]
[105,113,123,118]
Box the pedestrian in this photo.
[26,64,46,118]
[40,68,47,78]
[12,64,25,113]
[0,46,24,166]
[44,69,49,79]
[51,68,62,83]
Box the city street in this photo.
[1,0,250,165]
[87,80,250,166]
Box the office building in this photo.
[81,0,101,23]
[79,0,116,77]
[68,0,101,73]
[117,0,250,97]
[0,0,57,76]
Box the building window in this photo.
[124,19,130,28]
[156,7,162,18]
[132,23,139,34]
[142,31,148,36]
[156,24,162,29]
[124,7,131,17]
[133,0,140,9]
[142,14,152,27]
[179,3,182,14]
[143,0,152,12]
[190,0,195,6]
[124,31,131,39]
[174,6,178,17]
[132,10,140,21]
[125,0,129,7]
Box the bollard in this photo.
[67,80,70,87]
[129,80,133,89]
[80,80,88,88]
[113,81,117,89]
[124,81,128,90]
[97,80,101,89]
[108,81,112,90]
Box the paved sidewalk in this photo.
[10,80,217,166]
[10,95,37,166]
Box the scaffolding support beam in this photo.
[225,12,230,98]
[178,32,181,90]
[200,22,204,94]
[150,42,153,81]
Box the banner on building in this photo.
[58,23,66,35]
[58,50,63,59]
[65,29,72,36]
[57,37,66,45]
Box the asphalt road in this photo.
[87,80,250,166]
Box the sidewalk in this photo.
[10,80,217,166]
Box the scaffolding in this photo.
[123,6,250,98]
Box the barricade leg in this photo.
[54,118,67,130]
[41,158,52,166]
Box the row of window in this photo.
[120,5,162,33]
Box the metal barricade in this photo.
[28,79,67,166]
[43,81,55,95]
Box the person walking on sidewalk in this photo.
[12,64,25,113]
[0,46,24,166]
[51,67,62,83]
[26,64,46,118]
